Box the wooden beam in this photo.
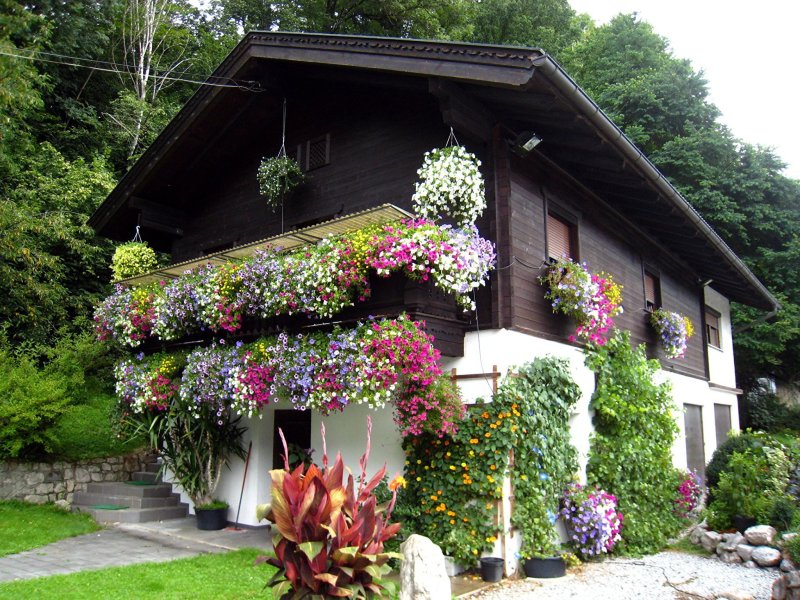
[429,78,495,142]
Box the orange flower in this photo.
[389,475,407,491]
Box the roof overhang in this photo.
[90,32,778,312]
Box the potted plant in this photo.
[560,483,623,559]
[118,349,247,530]
[256,154,304,210]
[256,417,402,598]
[194,499,229,531]
[518,501,567,578]
[111,240,158,282]
[649,309,694,358]
[540,257,622,345]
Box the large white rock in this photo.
[736,543,755,562]
[752,546,782,567]
[400,534,451,600]
[745,525,778,547]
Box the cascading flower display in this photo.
[113,316,463,437]
[114,352,185,413]
[94,220,495,347]
[561,483,623,557]
[541,258,623,345]
[412,145,486,227]
[650,308,694,358]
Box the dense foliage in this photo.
[399,357,579,564]
[585,330,684,554]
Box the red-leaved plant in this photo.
[256,417,403,599]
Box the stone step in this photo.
[75,503,189,524]
[73,491,181,509]
[132,470,161,483]
[85,481,175,498]
[144,462,162,474]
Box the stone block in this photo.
[35,483,52,495]
[753,546,783,567]
[400,534,451,600]
[90,472,104,482]
[746,525,778,547]
[701,531,722,553]
[101,463,112,472]
[720,533,745,552]
[75,468,91,483]
[719,551,743,564]
[736,543,755,562]
[25,472,45,486]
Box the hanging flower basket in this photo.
[110,241,158,282]
[540,257,623,345]
[412,145,486,227]
[256,155,304,209]
[649,308,694,358]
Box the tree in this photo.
[0,143,115,347]
[468,0,583,56]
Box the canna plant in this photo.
[256,417,403,599]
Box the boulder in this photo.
[743,560,758,569]
[719,551,743,564]
[719,533,745,552]
[736,543,755,562]
[690,524,707,545]
[774,575,787,600]
[400,534,451,600]
[752,546,782,568]
[783,559,797,573]
[701,531,722,553]
[745,525,778,547]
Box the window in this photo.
[705,308,721,349]
[296,133,330,171]
[644,271,660,311]
[547,212,575,260]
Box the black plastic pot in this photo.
[523,556,566,578]
[733,514,757,534]
[195,506,228,530]
[479,557,504,582]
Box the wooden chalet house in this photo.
[90,33,778,539]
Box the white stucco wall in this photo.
[704,286,737,388]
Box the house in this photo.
[89,33,778,550]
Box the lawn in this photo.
[0,548,276,599]
[0,501,100,557]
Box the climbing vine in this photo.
[585,330,684,554]
[399,357,579,564]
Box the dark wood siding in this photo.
[170,85,447,262]
[501,154,707,379]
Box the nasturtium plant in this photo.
[399,357,580,564]
[110,241,158,282]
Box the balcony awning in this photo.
[118,203,412,286]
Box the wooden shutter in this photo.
[547,213,572,260]
[705,310,721,348]
[644,273,657,309]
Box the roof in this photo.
[89,32,778,311]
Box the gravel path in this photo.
[465,551,781,600]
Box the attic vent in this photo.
[297,134,330,171]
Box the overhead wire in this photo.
[0,47,263,92]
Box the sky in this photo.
[568,0,800,179]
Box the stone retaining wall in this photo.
[0,451,152,504]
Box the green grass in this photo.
[0,501,100,557]
[667,535,709,557]
[0,548,276,600]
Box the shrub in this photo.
[706,431,772,496]
[706,446,791,530]
[769,496,797,531]
[585,330,684,554]
[0,347,72,459]
[47,393,145,460]
[786,534,800,564]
